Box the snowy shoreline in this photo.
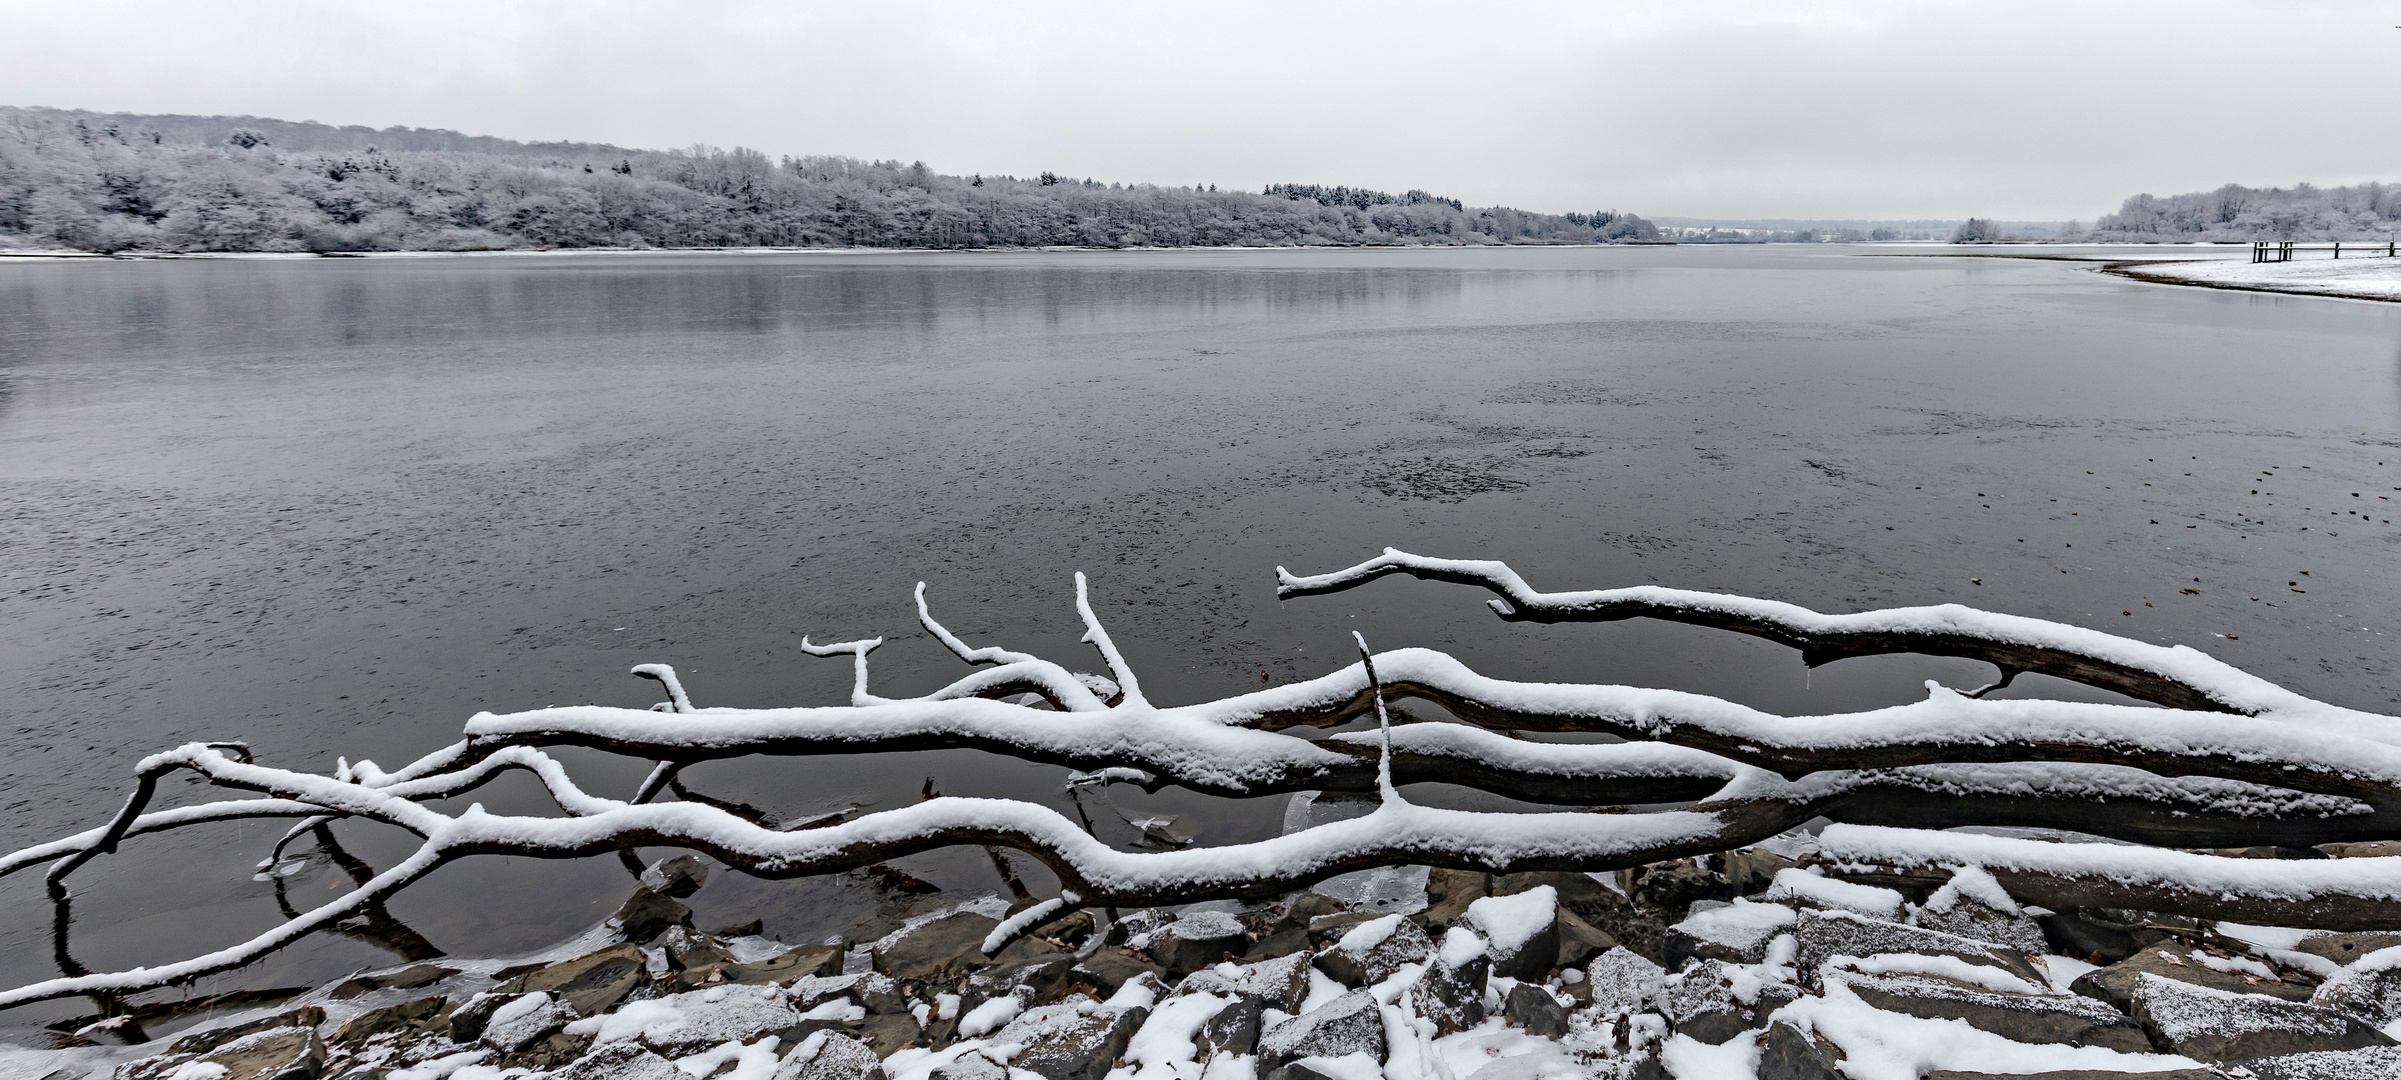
[2105,256,2401,303]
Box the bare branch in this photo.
[1276,548,2375,721]
[1074,572,1147,708]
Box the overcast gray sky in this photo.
[3,1,2395,220]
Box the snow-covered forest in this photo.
[0,108,1656,254]
[2093,180,2401,241]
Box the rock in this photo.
[960,958,1075,1017]
[1314,914,1430,987]
[1659,960,1752,1045]
[448,993,533,1044]
[1463,886,1559,980]
[167,1008,330,1057]
[774,1032,887,1080]
[989,931,1068,968]
[854,1012,923,1055]
[2239,1045,2401,1079]
[1151,911,1250,975]
[1304,911,1387,945]
[1420,868,1490,931]
[2037,910,2179,965]
[507,944,651,1016]
[331,997,451,1048]
[786,973,897,1012]
[1245,925,1311,961]
[2133,973,2395,1061]
[1417,928,1490,1032]
[2311,945,2401,1024]
[614,888,694,944]
[633,986,805,1057]
[1502,984,1567,1038]
[2317,840,2401,859]
[1823,970,2150,1052]
[1664,898,1796,967]
[1276,895,1348,935]
[1553,906,1618,970]
[1176,952,1314,1014]
[509,1031,599,1071]
[1582,947,1667,1016]
[1263,1056,1381,1080]
[2071,947,2312,1013]
[930,1053,1007,1080]
[994,1002,1149,1080]
[874,911,1000,981]
[329,963,457,1000]
[184,1029,325,1080]
[1756,1020,1844,1080]
[2295,931,2401,965]
[1257,990,1385,1068]
[722,946,846,988]
[1795,908,2042,985]
[479,993,577,1054]
[1493,871,1631,925]
[553,1042,685,1080]
[642,855,710,898]
[1912,869,2048,956]
[1070,949,1164,997]
[1632,858,1732,913]
[715,918,767,938]
[1028,909,1096,951]
[1198,997,1263,1057]
[1721,849,1804,897]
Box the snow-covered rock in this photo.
[1415,928,1490,1032]
[1911,867,2048,956]
[2309,943,2401,1025]
[1256,990,1385,1067]
[1581,946,1667,1016]
[1795,908,2041,984]
[1463,886,1559,980]
[1665,897,1796,966]
[1312,914,1428,987]
[2070,947,2312,1012]
[2131,973,2396,1062]
[1149,910,1251,975]
[1821,968,2150,1052]
[773,1032,885,1080]
[992,1000,1150,1080]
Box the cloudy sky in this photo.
[3,0,2395,220]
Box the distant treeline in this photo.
[2093,180,2401,241]
[0,107,1656,254]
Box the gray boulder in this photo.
[1416,928,1491,1032]
[175,1029,325,1080]
[2312,946,2401,1024]
[2132,973,2396,1062]
[1257,990,1386,1068]
[774,1033,887,1080]
[2296,932,2401,966]
[2071,947,2312,1012]
[1150,911,1250,975]
[1796,908,2041,985]
[478,993,577,1054]
[507,944,651,1015]
[2239,1045,2401,1079]
[1198,997,1263,1057]
[1462,887,1560,980]
[1176,952,1314,1014]
[1314,914,1430,987]
[1502,983,1567,1039]
[1070,949,1164,997]
[874,912,1001,981]
[554,1043,686,1080]
[994,1002,1150,1080]
[1823,970,2149,1052]
[1664,899,1797,967]
[613,887,694,944]
[1756,1020,1844,1080]
[722,946,846,987]
[1659,960,1752,1045]
[633,986,805,1057]
[1583,946,1667,1016]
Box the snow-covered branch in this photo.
[11,556,2401,1014]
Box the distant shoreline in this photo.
[0,241,1662,262]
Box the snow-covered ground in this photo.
[2115,255,2401,301]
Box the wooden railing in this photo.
[2253,240,2400,263]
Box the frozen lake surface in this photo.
[2,244,2398,1031]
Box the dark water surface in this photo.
[3,246,2399,1032]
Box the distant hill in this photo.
[6,105,637,158]
[0,106,1655,254]
[2094,181,2400,241]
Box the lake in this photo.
[3,245,2398,1033]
